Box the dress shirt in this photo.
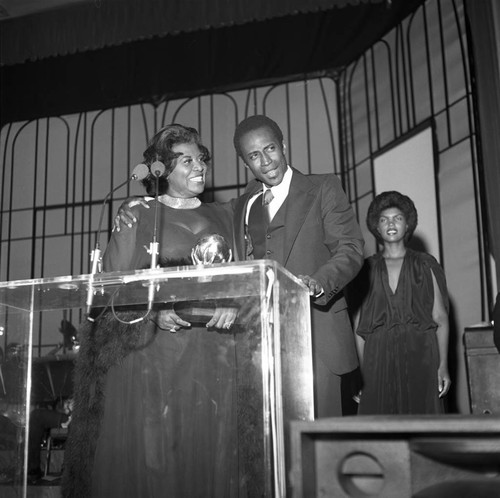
[245,165,293,224]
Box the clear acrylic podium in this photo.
[0,260,313,497]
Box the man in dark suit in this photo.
[231,115,364,416]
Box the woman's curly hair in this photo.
[366,190,418,244]
[140,124,211,195]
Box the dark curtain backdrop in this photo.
[0,0,425,125]
[466,0,500,293]
[0,0,382,66]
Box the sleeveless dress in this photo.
[356,249,449,415]
[63,200,249,498]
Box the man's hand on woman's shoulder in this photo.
[113,196,149,232]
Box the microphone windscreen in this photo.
[150,160,166,177]
[131,163,149,181]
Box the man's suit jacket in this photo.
[232,168,364,376]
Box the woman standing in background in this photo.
[354,191,451,414]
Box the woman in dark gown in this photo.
[62,125,241,498]
[355,191,451,415]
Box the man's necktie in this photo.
[262,189,274,222]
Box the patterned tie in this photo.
[262,189,274,222]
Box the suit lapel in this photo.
[282,170,317,265]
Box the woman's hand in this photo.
[437,365,451,398]
[157,309,191,333]
[112,197,150,232]
[206,306,238,330]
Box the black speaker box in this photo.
[289,415,500,497]
[464,326,500,415]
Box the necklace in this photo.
[157,194,201,209]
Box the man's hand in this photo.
[206,306,238,330]
[113,197,150,232]
[298,274,324,297]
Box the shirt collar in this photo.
[262,165,292,198]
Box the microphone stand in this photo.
[86,164,149,320]
[149,182,161,270]
[147,161,165,312]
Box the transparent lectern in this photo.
[0,260,313,497]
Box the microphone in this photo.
[146,160,166,311]
[150,160,166,179]
[86,163,149,319]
